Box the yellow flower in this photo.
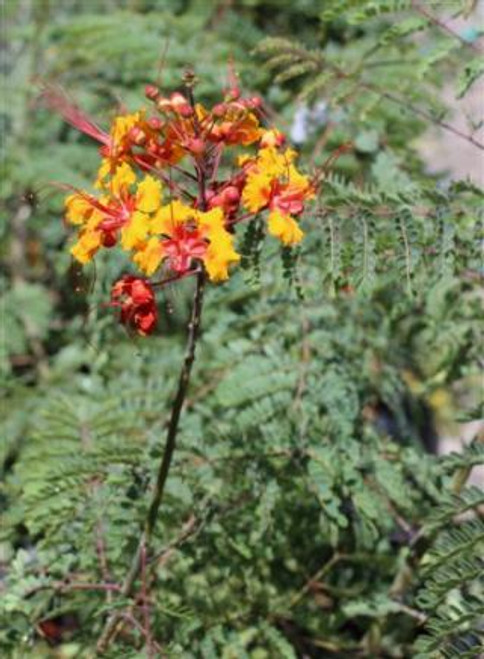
[204,230,241,281]
[242,171,272,213]
[68,171,163,265]
[110,162,137,197]
[136,175,163,213]
[134,204,240,281]
[268,210,304,246]
[65,194,95,225]
[134,237,165,276]
[111,111,144,148]
[151,200,192,235]
[120,211,150,251]
[70,229,103,264]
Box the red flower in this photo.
[111,276,157,336]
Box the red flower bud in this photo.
[148,117,164,130]
[145,84,160,101]
[156,97,172,114]
[170,93,193,117]
[226,86,241,101]
[185,137,205,155]
[128,126,146,145]
[212,103,227,117]
[222,186,240,203]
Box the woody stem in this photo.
[96,270,205,653]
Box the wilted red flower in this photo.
[111,275,157,336]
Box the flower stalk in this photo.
[96,269,205,653]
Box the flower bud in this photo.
[170,93,193,117]
[212,103,227,117]
[128,126,146,145]
[148,117,164,131]
[111,275,157,336]
[222,186,240,203]
[248,96,262,109]
[226,86,241,101]
[156,97,172,114]
[185,137,205,155]
[145,84,160,101]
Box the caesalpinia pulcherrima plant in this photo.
[58,71,313,337]
[52,70,314,651]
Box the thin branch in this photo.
[412,1,484,55]
[303,50,484,152]
[360,82,484,152]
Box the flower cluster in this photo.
[60,77,314,335]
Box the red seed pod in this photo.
[145,84,160,101]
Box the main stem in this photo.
[96,270,205,653]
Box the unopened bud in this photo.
[248,96,262,109]
[145,84,160,101]
[185,137,205,155]
[178,104,194,118]
[260,128,285,148]
[148,117,164,131]
[170,92,189,111]
[213,103,227,117]
[226,86,240,101]
[128,126,146,145]
[156,97,172,114]
[223,186,240,203]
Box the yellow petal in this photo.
[203,232,240,282]
[111,111,143,146]
[242,171,272,213]
[195,207,225,235]
[95,159,112,188]
[65,194,93,225]
[151,200,192,235]
[288,164,314,196]
[267,211,304,246]
[136,176,162,213]
[70,230,102,264]
[85,209,104,231]
[121,211,150,250]
[111,162,136,197]
[133,237,164,275]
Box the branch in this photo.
[412,1,484,55]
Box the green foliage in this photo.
[2,0,482,656]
